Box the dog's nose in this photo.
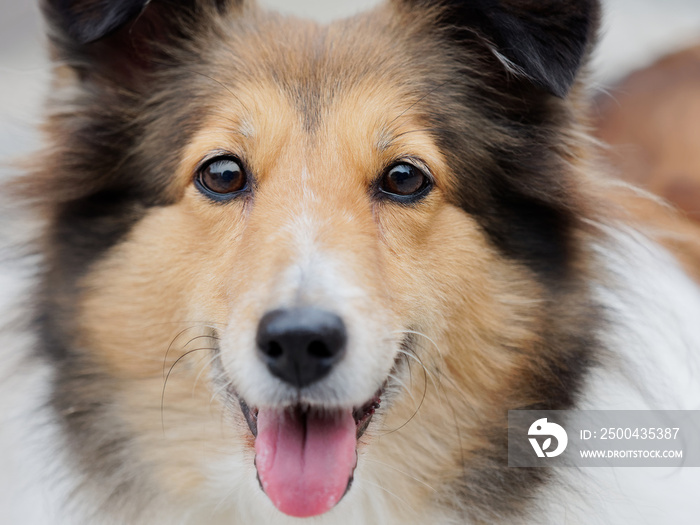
[256,307,347,388]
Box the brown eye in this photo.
[379,163,431,200]
[196,156,248,200]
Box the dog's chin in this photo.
[234,389,382,518]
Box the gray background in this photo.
[1,0,700,160]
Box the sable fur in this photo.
[7,0,641,523]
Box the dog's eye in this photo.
[379,163,431,200]
[195,156,248,199]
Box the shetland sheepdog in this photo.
[1,0,700,523]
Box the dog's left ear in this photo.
[396,0,600,97]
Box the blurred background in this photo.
[1,0,700,210]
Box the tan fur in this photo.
[68,11,565,515]
[26,1,680,522]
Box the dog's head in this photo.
[36,0,599,521]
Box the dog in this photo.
[1,0,699,523]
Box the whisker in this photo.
[161,347,215,436]
[210,378,234,407]
[163,326,202,379]
[184,334,220,345]
[395,330,450,404]
[379,352,428,437]
[163,329,219,379]
[404,349,414,390]
[385,331,441,390]
[395,348,440,393]
[398,334,483,426]
[390,331,477,474]
[386,372,416,404]
[192,352,224,395]
[393,329,444,360]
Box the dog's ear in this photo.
[396,0,600,97]
[44,0,151,45]
[41,0,238,88]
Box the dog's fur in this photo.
[1,1,700,523]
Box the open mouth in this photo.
[237,391,382,518]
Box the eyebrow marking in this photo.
[238,118,255,139]
[377,126,445,154]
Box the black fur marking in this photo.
[43,0,232,91]
[46,0,237,45]
[37,0,219,363]
[53,189,146,272]
[34,0,226,371]
[401,0,600,97]
[387,0,601,279]
[479,184,575,281]
[36,190,151,362]
[46,0,149,44]
[428,97,579,283]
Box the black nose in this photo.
[256,307,347,388]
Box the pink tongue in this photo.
[254,407,357,518]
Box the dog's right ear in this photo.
[44,0,151,44]
[42,0,239,89]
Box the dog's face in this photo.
[36,0,599,521]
